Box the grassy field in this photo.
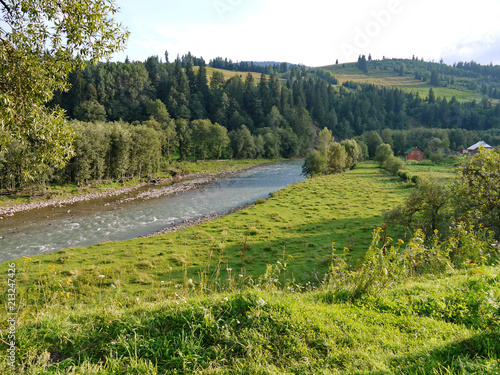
[321,63,484,103]
[1,163,410,301]
[404,157,459,182]
[195,66,268,82]
[2,160,498,374]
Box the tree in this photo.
[302,150,326,177]
[374,143,394,165]
[341,139,360,170]
[427,88,436,104]
[208,122,230,159]
[0,0,128,183]
[388,176,450,238]
[453,148,500,237]
[317,127,333,156]
[327,142,347,174]
[363,131,383,158]
[230,125,256,159]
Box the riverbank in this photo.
[141,201,256,237]
[0,160,274,219]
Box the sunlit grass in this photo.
[2,161,499,374]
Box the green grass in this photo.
[1,266,498,374]
[4,161,497,374]
[321,63,484,102]
[404,158,459,182]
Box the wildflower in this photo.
[114,280,120,286]
[65,279,72,285]
[398,239,404,245]
[22,256,31,261]
[226,268,232,272]
[239,274,243,278]
[66,293,70,298]
[223,297,229,302]
[98,275,105,278]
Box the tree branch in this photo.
[0,0,13,17]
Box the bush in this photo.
[397,170,412,181]
[382,156,404,174]
[302,150,327,177]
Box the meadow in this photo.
[321,63,484,103]
[1,160,499,374]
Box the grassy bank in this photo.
[3,161,498,374]
[1,264,498,374]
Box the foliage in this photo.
[374,143,394,165]
[453,148,500,237]
[301,149,326,177]
[388,176,451,237]
[382,155,405,174]
[0,0,128,182]
[302,127,360,177]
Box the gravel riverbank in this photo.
[0,166,258,219]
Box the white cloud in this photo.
[113,0,500,66]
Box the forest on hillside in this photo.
[2,54,500,190]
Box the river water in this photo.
[0,159,304,263]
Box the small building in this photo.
[405,147,424,161]
[467,141,493,155]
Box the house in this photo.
[467,141,493,155]
[405,147,424,161]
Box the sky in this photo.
[112,0,500,67]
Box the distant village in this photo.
[404,141,496,161]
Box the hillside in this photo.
[318,58,500,103]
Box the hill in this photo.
[317,58,500,103]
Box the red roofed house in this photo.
[405,147,424,161]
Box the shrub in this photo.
[382,156,404,174]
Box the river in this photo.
[0,159,305,263]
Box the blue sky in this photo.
[112,0,500,67]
